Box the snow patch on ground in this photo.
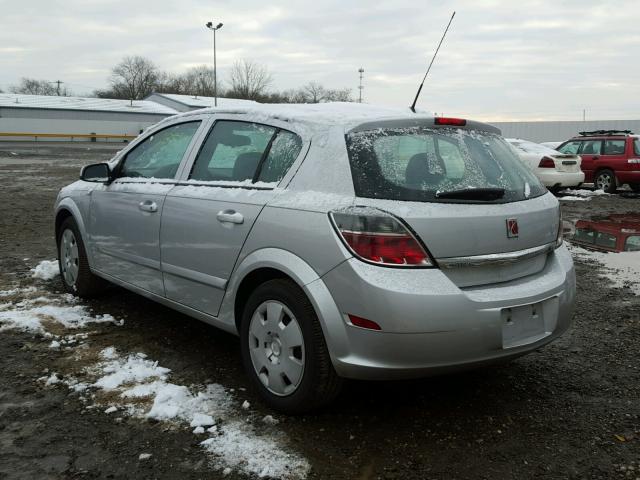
[568,244,640,295]
[68,347,309,479]
[0,290,119,333]
[559,188,610,198]
[558,196,590,202]
[31,260,60,280]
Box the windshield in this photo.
[346,127,546,203]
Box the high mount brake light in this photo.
[434,117,467,126]
[330,207,433,267]
[538,156,556,168]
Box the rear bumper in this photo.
[313,245,576,380]
[536,170,585,188]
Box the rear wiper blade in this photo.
[435,187,505,200]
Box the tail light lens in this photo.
[330,206,433,267]
[555,210,563,248]
[538,156,556,168]
[628,158,640,169]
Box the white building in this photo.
[144,92,257,112]
[0,93,177,142]
[491,119,640,143]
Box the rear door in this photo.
[89,120,203,295]
[160,120,304,316]
[577,139,602,181]
[601,138,627,176]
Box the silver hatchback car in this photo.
[54,104,576,413]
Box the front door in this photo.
[161,120,304,316]
[89,120,202,295]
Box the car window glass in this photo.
[625,235,640,251]
[579,140,602,155]
[603,140,626,155]
[558,141,581,154]
[574,228,595,244]
[120,121,201,179]
[595,232,616,248]
[257,130,303,183]
[190,121,276,182]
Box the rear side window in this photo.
[257,131,303,183]
[635,138,640,155]
[120,121,201,179]
[346,127,546,203]
[603,140,626,155]
[190,121,275,182]
[189,121,302,184]
[625,235,640,251]
[579,140,602,155]
[558,141,582,154]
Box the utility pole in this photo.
[206,21,223,107]
[358,68,364,103]
[583,109,586,122]
[50,80,64,96]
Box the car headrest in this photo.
[233,152,262,181]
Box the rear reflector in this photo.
[330,206,433,267]
[348,314,382,331]
[435,117,467,126]
[538,156,556,168]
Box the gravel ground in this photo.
[0,142,638,480]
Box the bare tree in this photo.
[109,56,159,100]
[9,78,71,96]
[227,60,273,100]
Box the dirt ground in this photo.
[0,142,638,480]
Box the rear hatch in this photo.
[345,119,560,288]
[551,154,581,173]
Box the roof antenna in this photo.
[410,11,456,113]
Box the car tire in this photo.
[239,278,343,414]
[57,217,107,297]
[594,169,617,193]
[629,183,640,192]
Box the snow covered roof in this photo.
[0,93,178,115]
[180,102,435,129]
[146,93,257,109]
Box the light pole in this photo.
[205,21,223,107]
[358,68,364,103]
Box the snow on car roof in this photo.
[0,93,178,115]
[183,102,435,129]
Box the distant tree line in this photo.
[94,55,354,103]
[6,55,354,104]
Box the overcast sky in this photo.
[1,0,639,121]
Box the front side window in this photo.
[558,141,582,154]
[190,121,276,182]
[579,140,602,155]
[603,140,626,155]
[120,121,201,179]
[346,127,546,203]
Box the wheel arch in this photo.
[54,199,93,264]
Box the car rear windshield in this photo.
[635,138,640,155]
[346,127,546,203]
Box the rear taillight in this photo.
[555,210,563,248]
[329,207,433,267]
[538,156,556,168]
[435,117,466,126]
[628,158,640,168]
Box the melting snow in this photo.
[31,260,60,280]
[559,188,610,197]
[568,244,640,295]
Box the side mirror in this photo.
[80,163,112,183]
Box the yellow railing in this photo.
[0,132,137,141]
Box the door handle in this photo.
[138,200,158,213]
[216,209,244,224]
[592,156,599,160]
